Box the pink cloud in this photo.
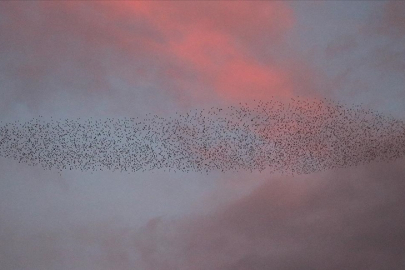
[90,2,296,102]
[1,1,332,116]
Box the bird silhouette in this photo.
[0,97,404,175]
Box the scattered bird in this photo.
[0,97,404,175]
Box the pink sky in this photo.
[0,2,405,270]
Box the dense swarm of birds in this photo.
[0,98,404,175]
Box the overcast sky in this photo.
[1,2,405,270]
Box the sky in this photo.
[0,1,405,270]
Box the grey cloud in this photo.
[372,1,405,39]
[0,156,217,270]
[317,2,405,119]
[325,34,358,60]
[134,159,405,270]
[365,1,405,74]
[0,2,180,120]
[1,143,404,270]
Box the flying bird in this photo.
[0,97,404,175]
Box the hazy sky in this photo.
[1,2,405,270]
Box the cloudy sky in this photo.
[1,1,405,269]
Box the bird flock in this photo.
[0,98,404,175]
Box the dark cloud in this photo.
[2,160,405,269]
[134,159,405,270]
[373,1,405,39]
